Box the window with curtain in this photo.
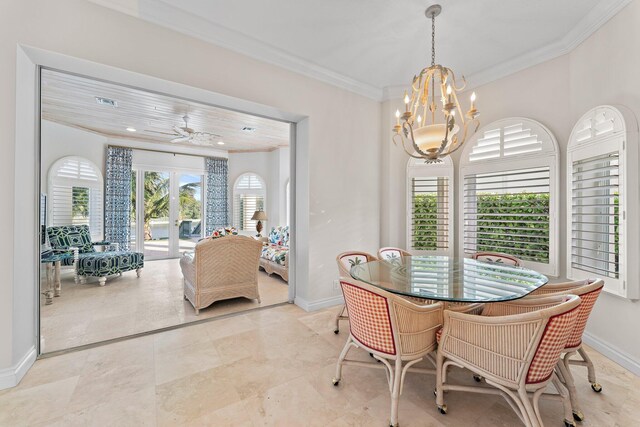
[48,156,103,240]
[407,157,453,254]
[460,118,559,275]
[233,173,266,231]
[567,106,638,298]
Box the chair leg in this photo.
[517,387,538,427]
[577,347,601,392]
[551,372,576,426]
[558,356,583,421]
[389,358,402,427]
[334,304,346,334]
[332,337,353,385]
[435,351,446,413]
[136,268,142,277]
[98,277,106,286]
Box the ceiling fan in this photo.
[145,114,221,144]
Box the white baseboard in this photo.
[295,294,344,312]
[582,331,640,377]
[0,346,37,390]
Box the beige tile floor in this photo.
[2,304,638,426]
[40,259,289,353]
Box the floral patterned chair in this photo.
[46,225,143,286]
[259,226,289,282]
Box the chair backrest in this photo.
[195,235,262,289]
[525,295,581,384]
[268,226,289,247]
[47,225,95,253]
[336,251,377,278]
[529,279,604,349]
[471,251,523,267]
[377,247,411,264]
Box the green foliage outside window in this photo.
[412,194,441,250]
[72,186,89,222]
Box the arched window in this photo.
[459,118,559,275]
[567,105,639,299]
[407,157,453,255]
[233,172,266,231]
[48,156,104,240]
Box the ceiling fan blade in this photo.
[171,136,191,143]
[173,126,189,137]
[144,129,179,136]
[194,131,223,138]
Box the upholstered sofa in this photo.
[180,235,262,314]
[259,226,289,282]
[46,225,144,286]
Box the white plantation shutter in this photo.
[567,106,638,299]
[460,118,559,276]
[407,158,453,254]
[233,173,266,231]
[463,167,551,263]
[48,156,103,240]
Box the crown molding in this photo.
[88,0,629,103]
[88,0,383,100]
[382,0,631,101]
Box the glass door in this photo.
[135,170,203,260]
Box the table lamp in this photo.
[251,210,268,237]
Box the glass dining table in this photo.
[350,255,548,303]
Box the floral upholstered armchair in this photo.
[46,225,144,286]
[259,226,289,282]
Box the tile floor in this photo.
[40,259,289,353]
[2,304,638,426]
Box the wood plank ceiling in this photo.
[40,69,290,152]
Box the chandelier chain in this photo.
[431,11,436,66]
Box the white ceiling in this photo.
[41,69,290,152]
[90,0,630,99]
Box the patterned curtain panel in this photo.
[104,146,133,250]
[205,157,229,235]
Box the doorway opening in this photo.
[38,68,295,354]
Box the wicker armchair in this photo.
[471,251,524,266]
[436,294,581,427]
[523,279,605,422]
[332,279,442,427]
[180,235,262,315]
[377,247,412,264]
[333,251,378,334]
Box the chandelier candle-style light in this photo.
[393,4,480,163]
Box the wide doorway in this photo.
[39,68,294,354]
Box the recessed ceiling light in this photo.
[241,126,256,132]
[95,96,117,107]
[217,141,225,145]
[126,127,137,132]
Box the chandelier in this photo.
[393,4,480,163]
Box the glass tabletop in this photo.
[350,256,548,303]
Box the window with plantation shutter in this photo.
[233,173,266,231]
[407,157,453,254]
[568,105,639,299]
[460,118,559,276]
[48,156,103,240]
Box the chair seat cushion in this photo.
[76,251,144,277]
[261,244,287,265]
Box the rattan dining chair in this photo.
[332,278,443,427]
[436,294,581,427]
[522,278,605,422]
[334,251,378,334]
[377,247,412,264]
[471,251,524,266]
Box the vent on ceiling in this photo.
[95,97,118,107]
[241,126,256,132]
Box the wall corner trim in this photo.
[0,346,37,390]
[295,295,344,312]
[582,331,640,377]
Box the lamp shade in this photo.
[251,210,268,221]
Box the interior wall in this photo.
[1,0,381,380]
[381,1,640,370]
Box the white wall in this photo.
[228,148,290,233]
[1,0,380,383]
[381,1,640,372]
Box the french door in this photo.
[132,169,204,260]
